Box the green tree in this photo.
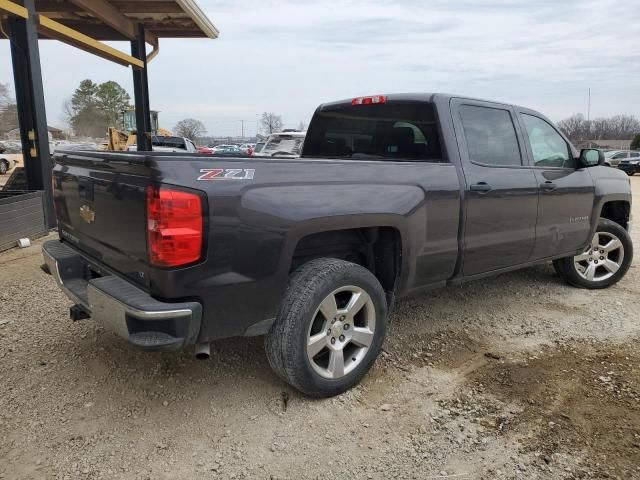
[631,133,640,150]
[96,81,130,128]
[68,79,130,137]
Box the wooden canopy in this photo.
[1,0,218,67]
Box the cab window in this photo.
[520,114,573,168]
[459,105,522,166]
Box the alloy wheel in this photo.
[306,286,376,379]
[574,231,625,282]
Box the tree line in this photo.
[1,78,305,140]
[557,113,640,143]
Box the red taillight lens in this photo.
[146,185,203,267]
[352,95,387,106]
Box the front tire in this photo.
[554,218,633,289]
[265,258,388,397]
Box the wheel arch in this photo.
[288,224,405,299]
[599,200,631,230]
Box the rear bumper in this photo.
[42,240,202,350]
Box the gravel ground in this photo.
[1,177,639,480]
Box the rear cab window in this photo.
[303,100,442,161]
[459,105,522,166]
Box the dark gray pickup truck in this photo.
[43,93,633,397]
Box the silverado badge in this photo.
[79,204,95,224]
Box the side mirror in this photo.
[579,148,604,168]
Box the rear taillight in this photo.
[352,95,387,106]
[146,185,203,267]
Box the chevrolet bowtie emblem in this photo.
[79,204,95,224]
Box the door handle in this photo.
[470,182,492,193]
[540,181,557,191]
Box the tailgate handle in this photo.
[78,177,94,201]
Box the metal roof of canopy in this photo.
[1,0,218,67]
[33,0,219,40]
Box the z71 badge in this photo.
[197,168,255,181]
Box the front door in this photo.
[451,99,539,276]
[515,111,595,259]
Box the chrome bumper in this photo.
[42,240,202,350]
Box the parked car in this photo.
[0,140,23,154]
[43,93,633,398]
[197,146,214,154]
[126,136,197,153]
[0,153,15,175]
[239,143,255,155]
[57,143,99,152]
[617,154,640,176]
[252,132,305,158]
[211,144,237,153]
[211,145,248,157]
[603,150,640,167]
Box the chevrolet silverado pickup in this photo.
[43,93,634,397]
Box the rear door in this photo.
[451,98,539,275]
[515,110,595,259]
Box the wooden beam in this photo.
[67,0,157,46]
[110,2,184,14]
[37,14,144,68]
[36,1,184,14]
[0,0,29,19]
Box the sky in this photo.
[1,0,640,137]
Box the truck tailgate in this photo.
[52,151,151,288]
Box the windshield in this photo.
[262,135,305,156]
[303,101,442,160]
[152,136,187,149]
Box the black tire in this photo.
[556,218,633,289]
[265,258,388,397]
[626,171,635,176]
[0,160,8,175]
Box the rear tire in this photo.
[555,218,633,289]
[0,160,8,175]
[265,258,388,397]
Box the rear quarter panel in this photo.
[152,156,460,341]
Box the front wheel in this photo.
[554,218,633,289]
[265,258,388,397]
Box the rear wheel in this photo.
[554,218,633,289]
[0,160,8,175]
[265,258,388,397]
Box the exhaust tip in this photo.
[195,343,210,360]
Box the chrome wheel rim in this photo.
[306,286,376,379]
[574,231,624,282]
